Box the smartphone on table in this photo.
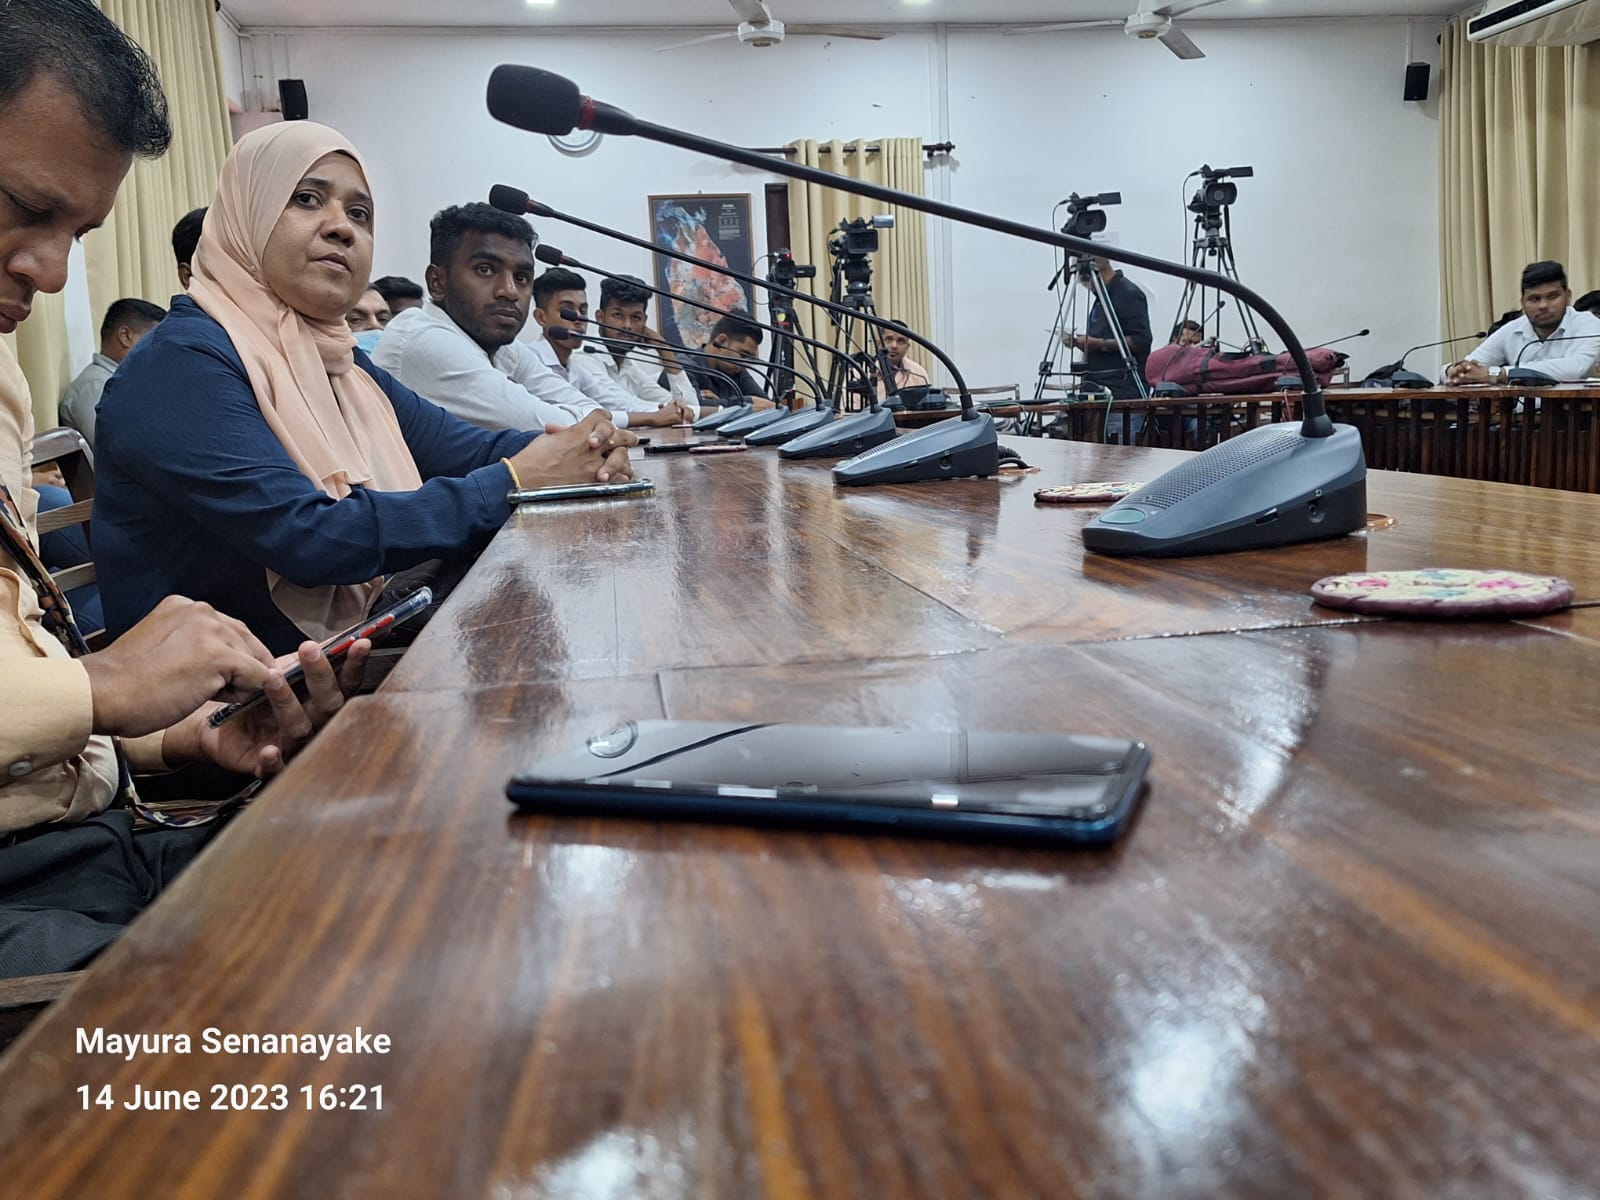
[205,587,432,727]
[506,721,1150,846]
[510,480,655,503]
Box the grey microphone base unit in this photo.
[833,412,999,487]
[693,404,750,431]
[1081,423,1367,556]
[717,407,792,438]
[744,405,836,445]
[779,407,898,460]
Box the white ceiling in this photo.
[223,0,1463,30]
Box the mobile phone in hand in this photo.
[205,587,432,727]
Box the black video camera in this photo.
[1189,164,1254,212]
[830,214,894,257]
[770,250,817,286]
[1060,191,1121,240]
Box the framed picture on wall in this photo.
[647,193,755,350]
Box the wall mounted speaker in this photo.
[278,79,309,121]
[1403,62,1430,102]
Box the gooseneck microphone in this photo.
[1367,331,1487,388]
[487,174,995,483]
[1311,329,1370,349]
[486,65,1364,550]
[537,243,845,435]
[1509,332,1598,383]
[489,185,966,468]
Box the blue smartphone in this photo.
[506,721,1150,846]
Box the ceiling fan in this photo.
[656,0,891,52]
[1003,0,1234,60]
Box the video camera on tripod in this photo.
[1187,164,1253,222]
[828,214,894,302]
[769,249,817,287]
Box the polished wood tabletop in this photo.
[1,432,1598,1199]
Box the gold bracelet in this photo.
[502,456,523,492]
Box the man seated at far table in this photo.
[1445,261,1600,385]
[587,275,700,419]
[875,318,932,401]
[686,315,773,410]
[527,268,694,429]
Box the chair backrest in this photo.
[28,426,95,500]
[25,428,99,633]
[966,384,1021,405]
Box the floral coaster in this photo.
[1310,568,1575,618]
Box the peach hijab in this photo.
[188,121,422,641]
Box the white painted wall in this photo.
[239,19,1443,386]
[946,19,1443,386]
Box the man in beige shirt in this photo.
[0,0,364,977]
[874,319,933,402]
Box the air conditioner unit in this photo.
[1467,0,1600,44]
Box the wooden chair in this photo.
[0,971,80,1053]
[27,427,100,645]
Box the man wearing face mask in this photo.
[345,285,390,353]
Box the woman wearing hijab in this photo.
[94,123,632,654]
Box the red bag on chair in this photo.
[1146,344,1344,396]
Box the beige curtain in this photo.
[1439,20,1600,336]
[6,0,232,435]
[1,293,73,435]
[87,0,233,321]
[784,138,933,380]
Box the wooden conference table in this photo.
[1,430,1598,1198]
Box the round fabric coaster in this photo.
[1309,568,1575,618]
[1034,482,1142,505]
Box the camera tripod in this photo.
[1032,253,1148,405]
[1172,202,1266,352]
[824,256,892,410]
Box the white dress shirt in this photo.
[371,299,599,431]
[1466,308,1600,381]
[573,345,700,419]
[528,333,683,429]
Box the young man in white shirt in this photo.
[1446,261,1600,385]
[527,268,693,429]
[587,275,700,419]
[372,203,600,431]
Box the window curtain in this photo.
[6,0,232,436]
[86,0,233,323]
[1439,20,1600,336]
[784,139,933,380]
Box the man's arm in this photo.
[1464,326,1513,368]
[397,326,595,431]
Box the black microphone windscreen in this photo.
[488,184,531,215]
[534,244,564,267]
[487,65,581,136]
